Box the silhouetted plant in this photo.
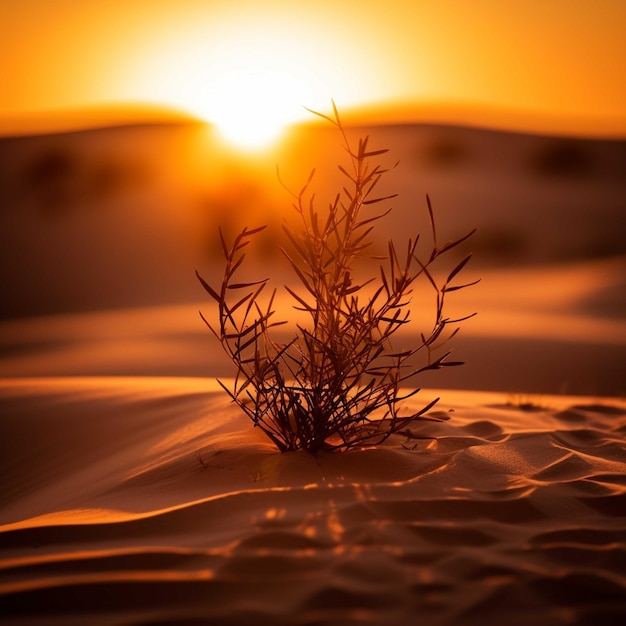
[197,103,478,453]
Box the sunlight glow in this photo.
[204,66,307,148]
[187,45,330,150]
[107,13,369,148]
[2,3,626,138]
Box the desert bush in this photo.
[197,103,477,454]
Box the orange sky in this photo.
[2,0,626,137]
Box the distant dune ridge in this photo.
[1,119,625,319]
[1,118,625,623]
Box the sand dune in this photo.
[1,120,625,623]
[2,121,625,319]
[1,253,625,396]
[1,377,624,624]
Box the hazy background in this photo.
[1,1,625,396]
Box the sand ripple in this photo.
[1,378,625,625]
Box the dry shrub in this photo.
[197,104,478,453]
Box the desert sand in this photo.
[1,377,625,625]
[1,120,625,624]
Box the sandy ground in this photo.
[0,376,624,625]
[1,255,624,396]
[1,120,625,624]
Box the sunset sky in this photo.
[2,0,626,138]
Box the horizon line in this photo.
[2,100,625,141]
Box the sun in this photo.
[135,20,339,150]
[208,69,300,148]
[196,51,323,150]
